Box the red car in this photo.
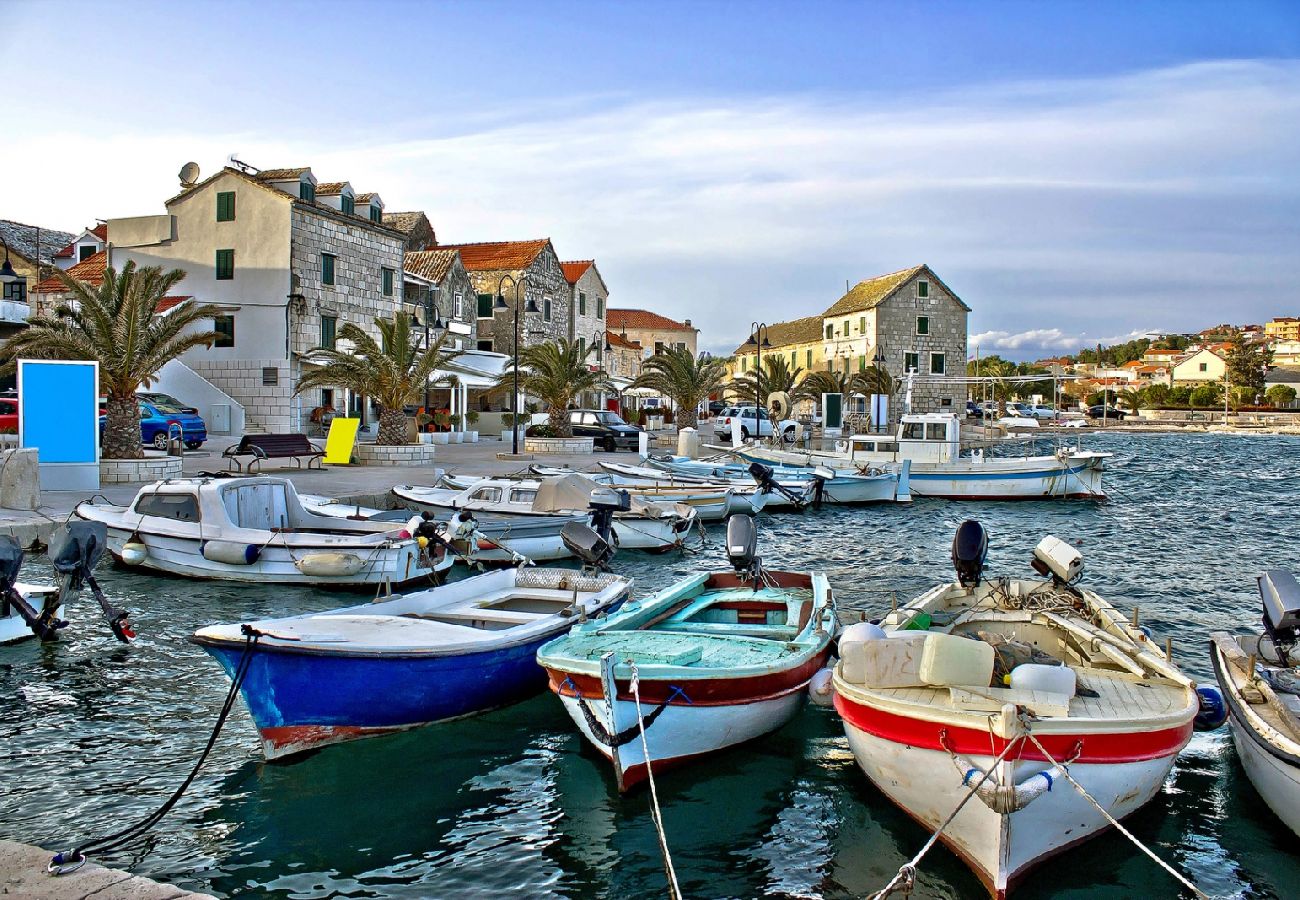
[0,397,16,433]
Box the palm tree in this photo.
[295,313,462,445]
[853,364,895,398]
[491,338,609,437]
[0,261,222,459]
[630,346,730,431]
[730,355,803,406]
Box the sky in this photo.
[3,0,1299,360]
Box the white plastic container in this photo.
[842,627,928,688]
[1009,663,1078,697]
[918,632,995,687]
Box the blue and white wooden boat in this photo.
[642,456,912,505]
[192,567,632,760]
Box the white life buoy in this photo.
[294,552,364,577]
[201,540,261,565]
[809,667,835,707]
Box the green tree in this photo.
[1188,382,1223,408]
[630,347,730,431]
[491,338,609,437]
[296,313,462,445]
[1265,384,1297,406]
[730,355,803,405]
[0,261,222,459]
[1224,333,1272,405]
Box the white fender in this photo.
[809,667,835,707]
[121,542,149,565]
[201,540,261,565]
[294,552,364,577]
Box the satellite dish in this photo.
[767,391,792,421]
[179,162,200,187]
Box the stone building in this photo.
[605,330,642,384]
[0,219,74,337]
[437,239,570,355]
[560,260,610,363]
[45,162,409,433]
[402,248,477,351]
[822,264,969,414]
[606,309,698,358]
[383,211,437,252]
[729,315,827,383]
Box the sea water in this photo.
[1,432,1298,898]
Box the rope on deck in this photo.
[628,660,681,900]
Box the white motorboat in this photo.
[75,476,453,588]
[1210,570,1300,836]
[438,471,734,522]
[834,522,1200,897]
[643,456,912,505]
[1,583,63,644]
[732,412,1109,500]
[393,474,698,553]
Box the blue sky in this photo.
[4,0,1299,359]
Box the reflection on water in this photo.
[2,433,1299,898]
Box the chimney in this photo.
[684,319,692,327]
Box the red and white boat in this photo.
[833,522,1199,898]
[537,516,835,791]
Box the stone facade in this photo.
[403,249,477,352]
[354,443,437,466]
[100,455,183,484]
[606,309,698,359]
[524,436,594,454]
[562,261,609,363]
[457,242,570,356]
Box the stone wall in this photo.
[569,265,608,362]
[101,455,183,484]
[439,257,478,350]
[189,358,295,433]
[524,436,594,454]
[875,272,967,416]
[468,245,572,355]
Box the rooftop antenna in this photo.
[228,154,257,174]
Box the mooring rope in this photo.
[1022,731,1209,899]
[48,628,263,875]
[627,659,682,900]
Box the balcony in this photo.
[0,300,32,326]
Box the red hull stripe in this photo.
[834,693,1192,763]
[547,652,829,706]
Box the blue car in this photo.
[99,400,207,450]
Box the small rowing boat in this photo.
[538,515,835,790]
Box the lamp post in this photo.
[410,284,444,418]
[495,274,539,454]
[0,239,18,293]
[744,321,771,423]
[591,329,613,410]
[871,344,887,432]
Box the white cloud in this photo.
[2,61,1297,360]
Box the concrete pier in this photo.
[0,840,216,899]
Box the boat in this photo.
[437,471,733,522]
[833,522,1200,897]
[730,412,1109,499]
[1210,570,1300,836]
[75,476,453,588]
[392,474,699,552]
[643,456,913,505]
[193,551,632,760]
[537,515,835,790]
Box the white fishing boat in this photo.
[393,474,698,552]
[834,522,1200,897]
[1210,570,1300,836]
[75,476,453,588]
[1,583,63,644]
[732,412,1109,500]
[538,516,835,790]
[643,456,913,505]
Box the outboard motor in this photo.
[809,466,836,508]
[951,520,988,588]
[48,521,133,643]
[747,462,808,509]
[726,514,762,587]
[588,487,631,544]
[561,522,615,573]
[0,536,65,641]
[1259,569,1300,654]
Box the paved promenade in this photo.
[0,840,215,899]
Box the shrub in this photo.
[1266,384,1297,406]
[526,423,558,438]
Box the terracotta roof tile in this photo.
[560,260,594,284]
[355,192,378,203]
[607,308,694,332]
[404,249,459,284]
[315,182,347,195]
[435,239,550,271]
[255,167,311,181]
[823,265,927,318]
[155,295,192,313]
[733,315,825,354]
[608,331,641,350]
[34,249,106,292]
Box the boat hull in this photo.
[0,605,63,645]
[1227,714,1300,835]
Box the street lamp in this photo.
[0,238,18,288]
[495,274,539,454]
[591,329,614,410]
[409,285,445,416]
[744,322,772,425]
[871,344,888,432]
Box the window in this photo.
[806,349,813,368]
[320,315,337,349]
[2,280,26,303]
[1198,362,1208,372]
[78,245,96,262]
[916,316,929,335]
[134,493,200,522]
[509,489,538,504]
[341,193,355,215]
[859,316,866,335]
[740,356,747,372]
[930,351,946,375]
[470,487,502,503]
[901,421,925,440]
[215,249,235,280]
[941,398,952,408]
[917,280,930,299]
[478,293,494,318]
[543,296,552,322]
[578,336,586,358]
[382,267,394,296]
[597,297,604,318]
[321,388,334,409]
[926,423,947,440]
[262,367,279,386]
[859,355,866,371]
[300,181,315,202]
[825,324,833,340]
[477,339,494,352]
[216,191,236,221]
[904,351,919,372]
[213,315,234,347]
[654,341,666,355]
[579,292,587,316]
[843,319,850,336]
[321,253,335,286]
[790,350,797,368]
[454,292,463,318]
[369,206,382,223]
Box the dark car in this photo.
[567,409,641,451]
[1086,405,1126,420]
[707,400,726,417]
[965,400,982,418]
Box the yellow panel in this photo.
[323,417,360,465]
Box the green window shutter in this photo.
[213,315,235,347]
[544,297,552,321]
[477,294,494,318]
[918,280,929,298]
[370,206,381,223]
[597,297,604,318]
[300,182,315,202]
[382,268,393,296]
[825,324,833,340]
[931,352,945,374]
[579,292,586,316]
[859,355,866,372]
[216,192,235,221]
[342,194,355,215]
[859,315,866,334]
[578,337,586,358]
[905,352,919,372]
[917,316,929,335]
[321,315,337,349]
[321,254,335,285]
[215,249,234,280]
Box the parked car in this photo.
[99,400,208,450]
[1086,405,1126,420]
[716,406,798,442]
[0,397,16,433]
[707,400,727,417]
[1022,404,1056,419]
[965,400,983,418]
[138,391,199,414]
[566,409,642,452]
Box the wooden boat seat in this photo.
[651,621,799,641]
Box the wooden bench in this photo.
[223,434,325,472]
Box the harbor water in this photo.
[2,432,1297,898]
